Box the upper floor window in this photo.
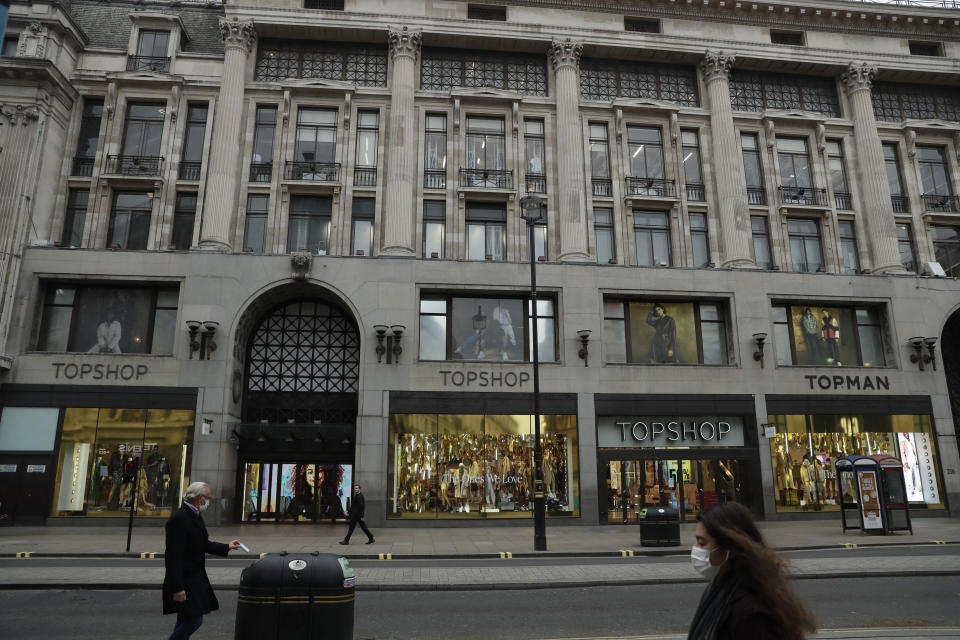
[180,104,208,181]
[354,110,379,187]
[872,82,960,123]
[62,189,89,248]
[826,140,850,209]
[255,40,387,86]
[244,194,269,253]
[38,283,178,355]
[624,17,660,33]
[121,103,165,160]
[917,146,955,212]
[729,71,839,117]
[770,30,805,46]
[681,130,704,201]
[931,225,960,277]
[465,116,506,179]
[776,137,812,190]
[295,108,337,164]
[304,0,345,8]
[838,220,859,275]
[589,123,612,196]
[897,222,916,272]
[288,195,332,255]
[603,299,729,365]
[580,59,698,106]
[419,294,557,362]
[2,37,18,57]
[908,41,943,57]
[751,215,772,270]
[466,202,506,261]
[594,207,615,264]
[524,119,545,192]
[741,132,766,205]
[250,105,277,182]
[172,193,196,250]
[627,126,664,180]
[424,113,447,189]
[351,197,375,256]
[772,304,887,368]
[883,143,907,213]
[109,192,153,250]
[786,218,822,273]
[467,4,506,20]
[421,48,547,97]
[132,30,170,72]
[689,213,709,268]
[423,200,446,258]
[633,210,670,267]
[72,98,104,177]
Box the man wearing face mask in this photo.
[163,482,243,640]
[687,503,816,640]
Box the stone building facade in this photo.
[1,0,959,529]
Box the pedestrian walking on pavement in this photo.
[339,484,375,545]
[163,482,243,640]
[687,502,816,640]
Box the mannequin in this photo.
[800,454,814,511]
[454,463,468,512]
[543,450,557,496]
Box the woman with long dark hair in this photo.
[688,502,817,640]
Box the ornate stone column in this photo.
[199,18,256,250]
[841,62,905,274]
[381,27,421,256]
[0,104,42,363]
[550,39,590,262]
[700,51,754,268]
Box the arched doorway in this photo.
[237,295,360,524]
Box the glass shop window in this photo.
[602,299,729,365]
[771,303,887,367]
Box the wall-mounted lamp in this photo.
[909,336,938,371]
[390,324,405,362]
[577,329,592,366]
[186,320,218,360]
[230,428,242,444]
[752,332,768,368]
[201,417,213,436]
[373,324,388,363]
[186,320,201,359]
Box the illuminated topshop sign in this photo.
[597,416,746,448]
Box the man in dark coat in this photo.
[339,484,375,545]
[163,481,242,639]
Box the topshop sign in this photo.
[598,416,745,448]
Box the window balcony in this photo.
[778,186,829,207]
[747,187,767,206]
[834,191,852,210]
[625,177,677,199]
[178,161,202,181]
[71,156,95,177]
[105,155,164,176]
[284,161,341,182]
[923,194,960,213]
[459,168,512,190]
[424,169,446,189]
[354,167,377,187]
[891,195,909,214]
[126,55,170,73]
[686,183,706,202]
[524,173,546,194]
[249,163,273,183]
[592,177,612,197]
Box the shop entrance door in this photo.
[241,461,353,524]
[0,455,54,525]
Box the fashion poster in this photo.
[627,301,697,364]
[451,297,523,361]
[897,432,924,502]
[789,305,857,366]
[74,288,152,354]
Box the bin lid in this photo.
[240,552,352,590]
[639,505,678,520]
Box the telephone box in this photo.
[835,455,912,535]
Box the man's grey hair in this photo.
[183,482,210,501]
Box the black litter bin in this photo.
[638,505,681,547]
[235,551,355,640]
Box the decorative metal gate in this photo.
[243,298,359,424]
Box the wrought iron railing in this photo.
[424,169,446,189]
[747,187,767,206]
[105,155,164,176]
[249,163,273,183]
[284,161,341,182]
[686,183,706,202]
[592,177,612,197]
[778,186,829,207]
[834,191,852,210]
[625,177,677,198]
[178,161,202,181]
[354,167,377,187]
[891,195,909,214]
[923,194,960,213]
[126,56,170,73]
[525,173,546,194]
[459,168,512,189]
[71,156,95,177]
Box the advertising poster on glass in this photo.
[790,306,857,367]
[897,432,924,502]
[451,298,524,362]
[628,301,697,364]
[857,470,883,529]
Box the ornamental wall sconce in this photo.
[373,324,388,363]
[908,336,938,371]
[373,324,405,363]
[186,320,218,360]
[391,324,405,361]
[752,332,768,368]
[577,329,592,366]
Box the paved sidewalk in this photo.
[1,517,958,558]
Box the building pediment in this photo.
[107,71,185,87]
[450,87,523,102]
[286,78,357,92]
[904,119,960,133]
[612,97,679,113]
[763,109,827,123]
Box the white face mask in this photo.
[198,497,210,512]
[691,545,721,579]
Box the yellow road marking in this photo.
[841,543,859,549]
[139,552,157,559]
[499,551,513,559]
[15,552,31,558]
[378,553,393,560]
[619,549,634,557]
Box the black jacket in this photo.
[688,570,784,640]
[350,491,365,520]
[162,503,230,616]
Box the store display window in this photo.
[768,413,943,512]
[603,299,729,364]
[51,408,194,517]
[241,463,352,523]
[772,303,888,367]
[388,413,579,519]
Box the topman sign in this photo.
[597,416,746,448]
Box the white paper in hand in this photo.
[239,543,250,553]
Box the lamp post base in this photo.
[533,495,547,551]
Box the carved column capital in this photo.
[700,51,735,83]
[549,38,583,71]
[389,26,422,62]
[219,18,257,55]
[841,62,876,94]
[0,104,41,126]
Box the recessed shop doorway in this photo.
[0,454,54,525]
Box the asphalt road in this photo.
[1,576,958,639]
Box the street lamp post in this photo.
[519,192,547,551]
